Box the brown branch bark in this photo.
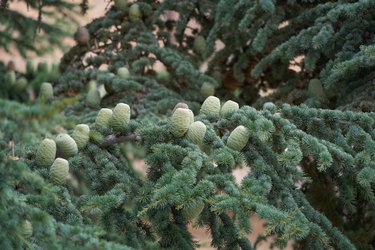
[100,133,140,147]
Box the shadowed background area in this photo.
[0,0,107,71]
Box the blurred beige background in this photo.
[0,0,108,72]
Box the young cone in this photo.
[74,27,90,45]
[117,67,130,79]
[221,100,239,117]
[95,108,113,129]
[36,138,56,167]
[114,0,128,11]
[172,102,189,114]
[14,77,28,91]
[129,4,141,22]
[181,202,205,221]
[87,80,97,91]
[308,79,324,97]
[21,220,33,238]
[200,96,221,115]
[193,35,207,57]
[39,82,53,100]
[5,70,16,85]
[171,108,193,137]
[110,103,131,131]
[200,82,215,98]
[49,158,69,185]
[56,134,78,158]
[186,121,207,144]
[72,124,90,149]
[227,125,251,151]
[87,89,101,108]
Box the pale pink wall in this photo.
[0,0,109,72]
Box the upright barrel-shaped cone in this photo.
[171,108,193,137]
[56,134,78,158]
[35,138,56,167]
[172,102,189,114]
[182,202,205,221]
[14,77,28,91]
[39,82,53,100]
[186,121,207,144]
[221,100,239,117]
[5,70,16,84]
[188,109,194,124]
[87,89,101,108]
[72,124,90,149]
[95,108,113,129]
[74,27,90,45]
[308,79,324,97]
[200,96,220,115]
[193,35,207,56]
[21,220,33,238]
[117,67,130,79]
[200,82,215,98]
[49,158,69,185]
[114,0,128,11]
[110,103,131,131]
[227,125,250,151]
[129,4,141,22]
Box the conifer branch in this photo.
[100,133,140,147]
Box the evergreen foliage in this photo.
[1,1,375,249]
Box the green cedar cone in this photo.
[95,108,113,129]
[21,220,33,238]
[181,202,205,221]
[263,102,277,112]
[171,108,194,137]
[14,77,28,91]
[200,96,220,115]
[227,125,250,151]
[39,82,54,100]
[221,100,239,117]
[55,134,78,158]
[5,70,16,85]
[114,0,128,12]
[72,124,90,149]
[92,56,104,66]
[212,69,222,83]
[188,109,194,124]
[156,71,170,81]
[200,82,215,98]
[110,103,131,131]
[186,121,207,144]
[308,79,324,97]
[36,138,56,167]
[129,4,141,22]
[87,89,101,108]
[104,73,116,94]
[26,60,34,74]
[172,102,189,114]
[87,80,97,91]
[193,35,207,57]
[49,158,69,185]
[37,62,48,73]
[74,27,90,45]
[117,67,130,79]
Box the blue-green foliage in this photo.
[1,0,375,249]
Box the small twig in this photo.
[100,133,140,147]
[9,140,15,158]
